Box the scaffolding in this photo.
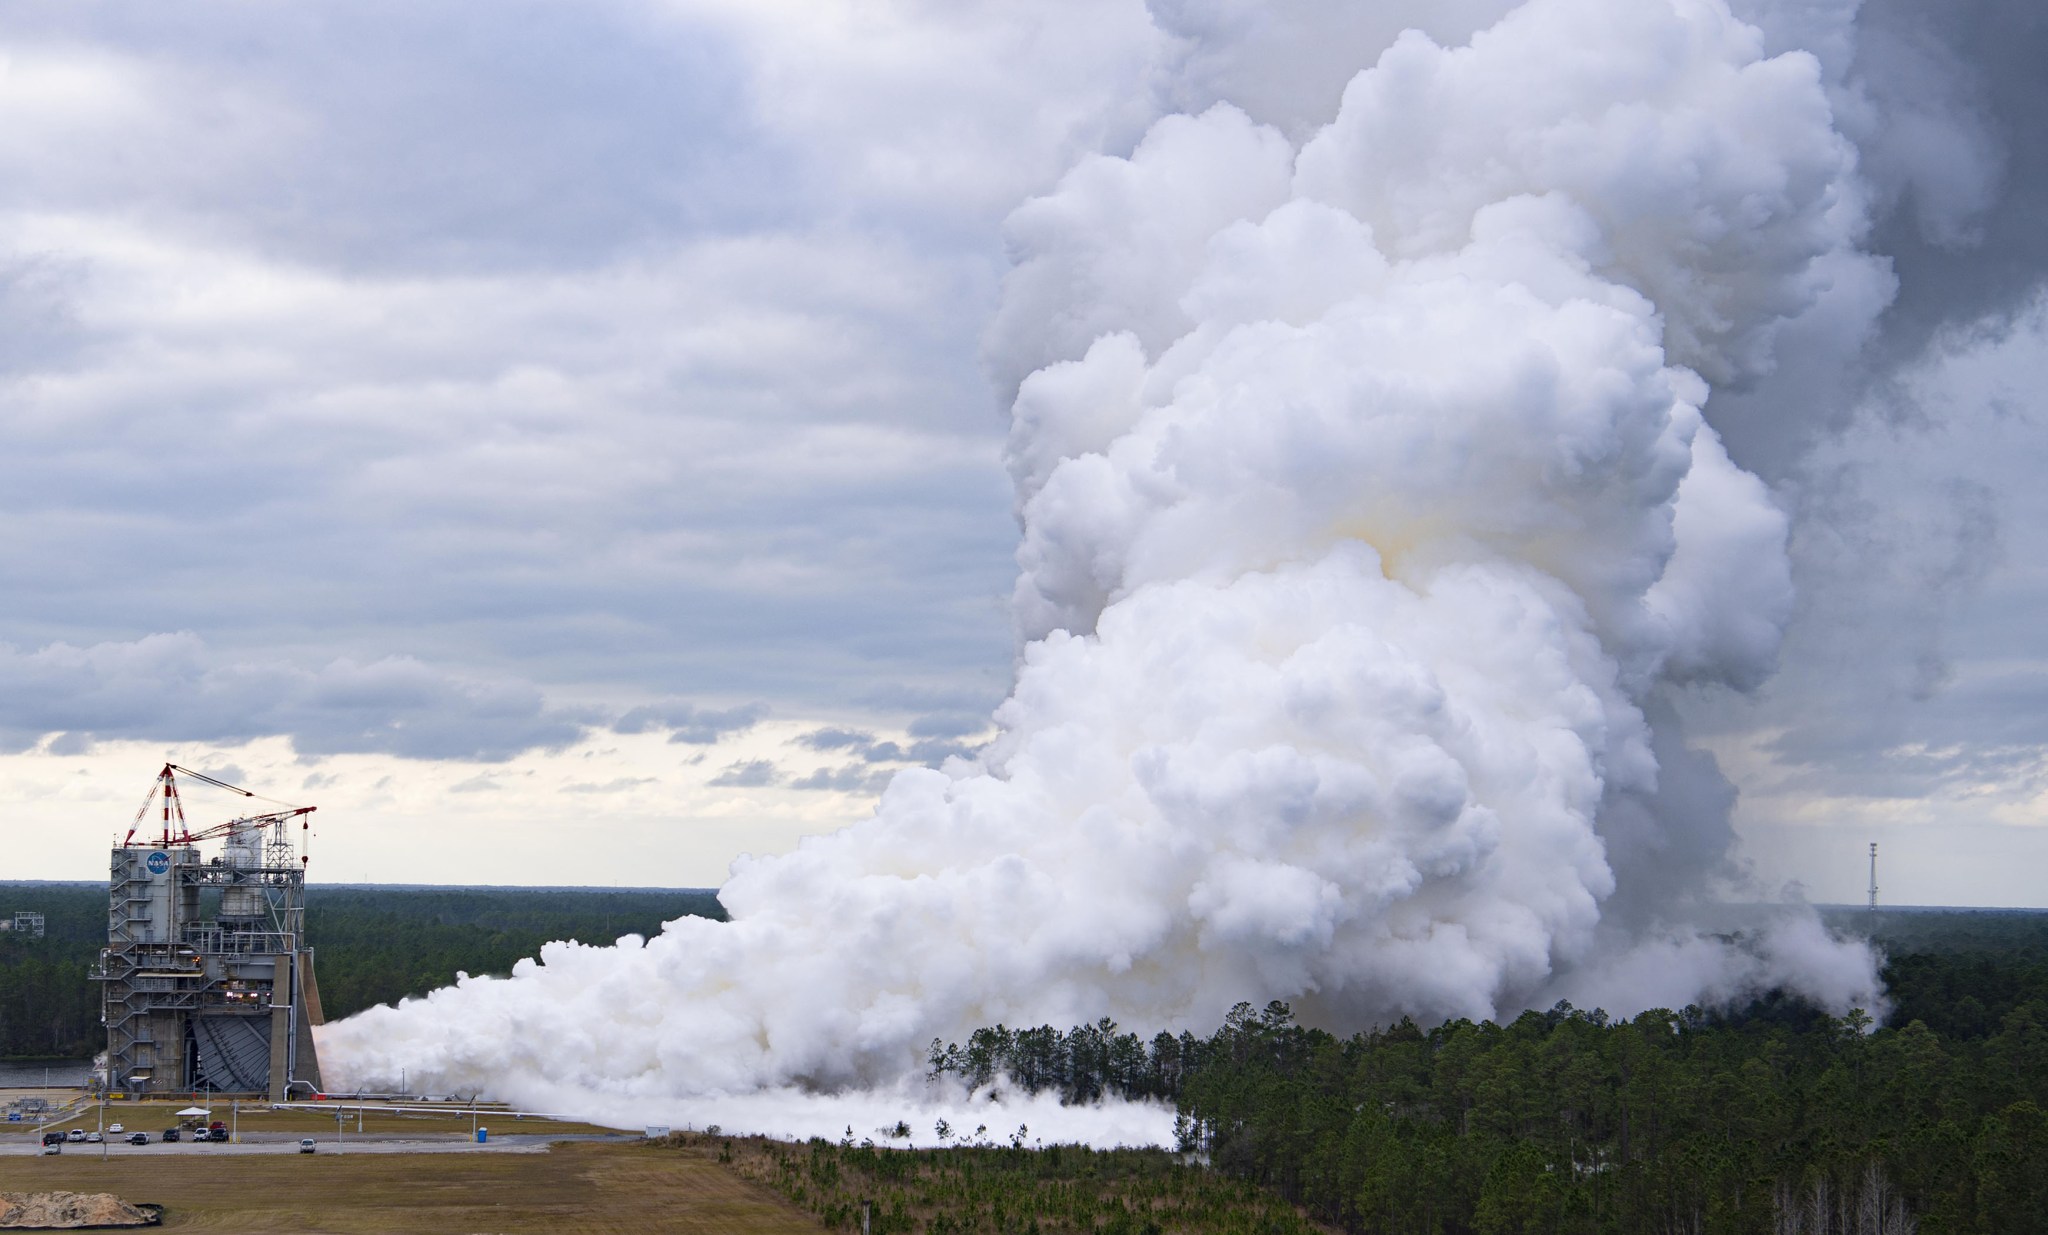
[95,778,325,1102]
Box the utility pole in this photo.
[1868,842,1879,912]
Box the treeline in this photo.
[0,886,112,1058]
[0,943,101,1058]
[1838,909,2048,1043]
[922,913,2048,1235]
[1181,999,2044,1235]
[303,886,726,1019]
[932,1000,2048,1233]
[928,1018,1193,1105]
[0,883,725,1057]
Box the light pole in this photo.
[335,1108,345,1154]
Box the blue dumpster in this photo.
[476,1127,488,1143]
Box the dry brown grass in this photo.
[0,1139,822,1233]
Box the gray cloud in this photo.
[795,727,875,753]
[0,632,589,761]
[0,0,2041,923]
[852,683,1010,718]
[0,254,88,371]
[792,725,983,769]
[906,713,988,739]
[788,765,892,793]
[1853,1,2048,362]
[707,759,782,789]
[0,1,775,274]
[0,0,1138,766]
[1681,289,2048,829]
[613,702,767,745]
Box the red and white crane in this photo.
[123,763,316,866]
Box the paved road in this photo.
[0,1132,637,1157]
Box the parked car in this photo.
[127,1132,149,1146]
[85,1131,103,1143]
[40,1132,64,1146]
[160,1128,180,1142]
[208,1127,230,1142]
[298,1138,316,1154]
[108,1122,124,1134]
[66,1129,85,1143]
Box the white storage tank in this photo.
[220,820,267,919]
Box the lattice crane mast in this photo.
[123,763,316,866]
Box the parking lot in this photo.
[2,1090,634,1158]
[6,1131,603,1156]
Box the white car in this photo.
[298,1139,316,1154]
[108,1123,125,1134]
[66,1129,85,1143]
[85,1131,103,1143]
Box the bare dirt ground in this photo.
[0,1190,154,1229]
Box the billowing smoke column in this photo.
[323,0,1884,1124]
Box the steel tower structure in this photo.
[95,766,326,1101]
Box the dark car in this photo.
[127,1132,148,1146]
[160,1128,181,1142]
[40,1132,64,1146]
[207,1127,230,1142]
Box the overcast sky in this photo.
[2,0,2044,907]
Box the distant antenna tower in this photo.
[1868,842,1878,912]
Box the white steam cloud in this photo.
[322,0,1888,1137]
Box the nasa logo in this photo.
[145,851,171,876]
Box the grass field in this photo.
[0,1139,822,1233]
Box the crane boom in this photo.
[121,763,315,848]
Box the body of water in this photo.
[0,1060,91,1088]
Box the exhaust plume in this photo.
[323,0,1887,1133]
